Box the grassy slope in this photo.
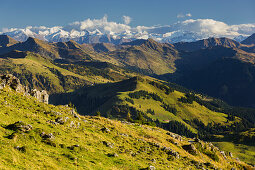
[0,86,250,169]
[12,52,108,83]
[213,142,255,165]
[107,44,178,75]
[0,52,131,93]
[80,39,178,75]
[93,77,231,133]
[128,79,227,124]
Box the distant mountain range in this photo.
[1,32,255,108]
[1,18,255,44]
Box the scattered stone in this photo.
[154,143,161,148]
[83,119,88,123]
[14,146,26,152]
[77,122,81,128]
[229,152,233,158]
[6,121,32,132]
[204,162,212,167]
[102,141,114,148]
[161,146,171,152]
[120,121,135,125]
[70,109,80,120]
[162,147,180,159]
[55,117,67,125]
[107,153,118,157]
[195,163,203,169]
[120,133,129,137]
[101,127,110,133]
[151,159,156,163]
[68,144,80,150]
[47,120,58,125]
[53,112,62,116]
[182,144,198,155]
[194,137,201,142]
[41,132,54,139]
[220,151,227,159]
[166,132,182,141]
[147,165,156,170]
[70,121,75,128]
[171,151,180,159]
[138,138,146,143]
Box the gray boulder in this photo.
[182,144,198,155]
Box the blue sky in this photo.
[0,0,254,29]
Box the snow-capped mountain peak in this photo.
[1,17,254,44]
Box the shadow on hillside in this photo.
[49,77,139,115]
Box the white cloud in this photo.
[123,16,132,25]
[2,27,18,32]
[186,13,192,17]
[177,19,255,37]
[1,16,255,43]
[64,15,131,35]
[177,13,192,18]
[177,14,185,18]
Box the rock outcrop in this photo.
[0,74,26,93]
[0,74,49,104]
[30,89,49,104]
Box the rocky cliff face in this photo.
[0,74,49,104]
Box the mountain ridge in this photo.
[241,33,255,45]
[0,35,19,47]
[174,37,241,52]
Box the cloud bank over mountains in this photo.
[1,16,255,44]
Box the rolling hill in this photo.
[106,39,179,75]
[0,51,133,94]
[50,76,254,135]
[0,75,253,169]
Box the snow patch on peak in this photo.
[1,17,255,44]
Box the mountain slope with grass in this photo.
[173,37,241,52]
[50,76,255,165]
[0,51,133,94]
[106,39,179,75]
[0,76,252,169]
[166,45,255,107]
[50,76,253,136]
